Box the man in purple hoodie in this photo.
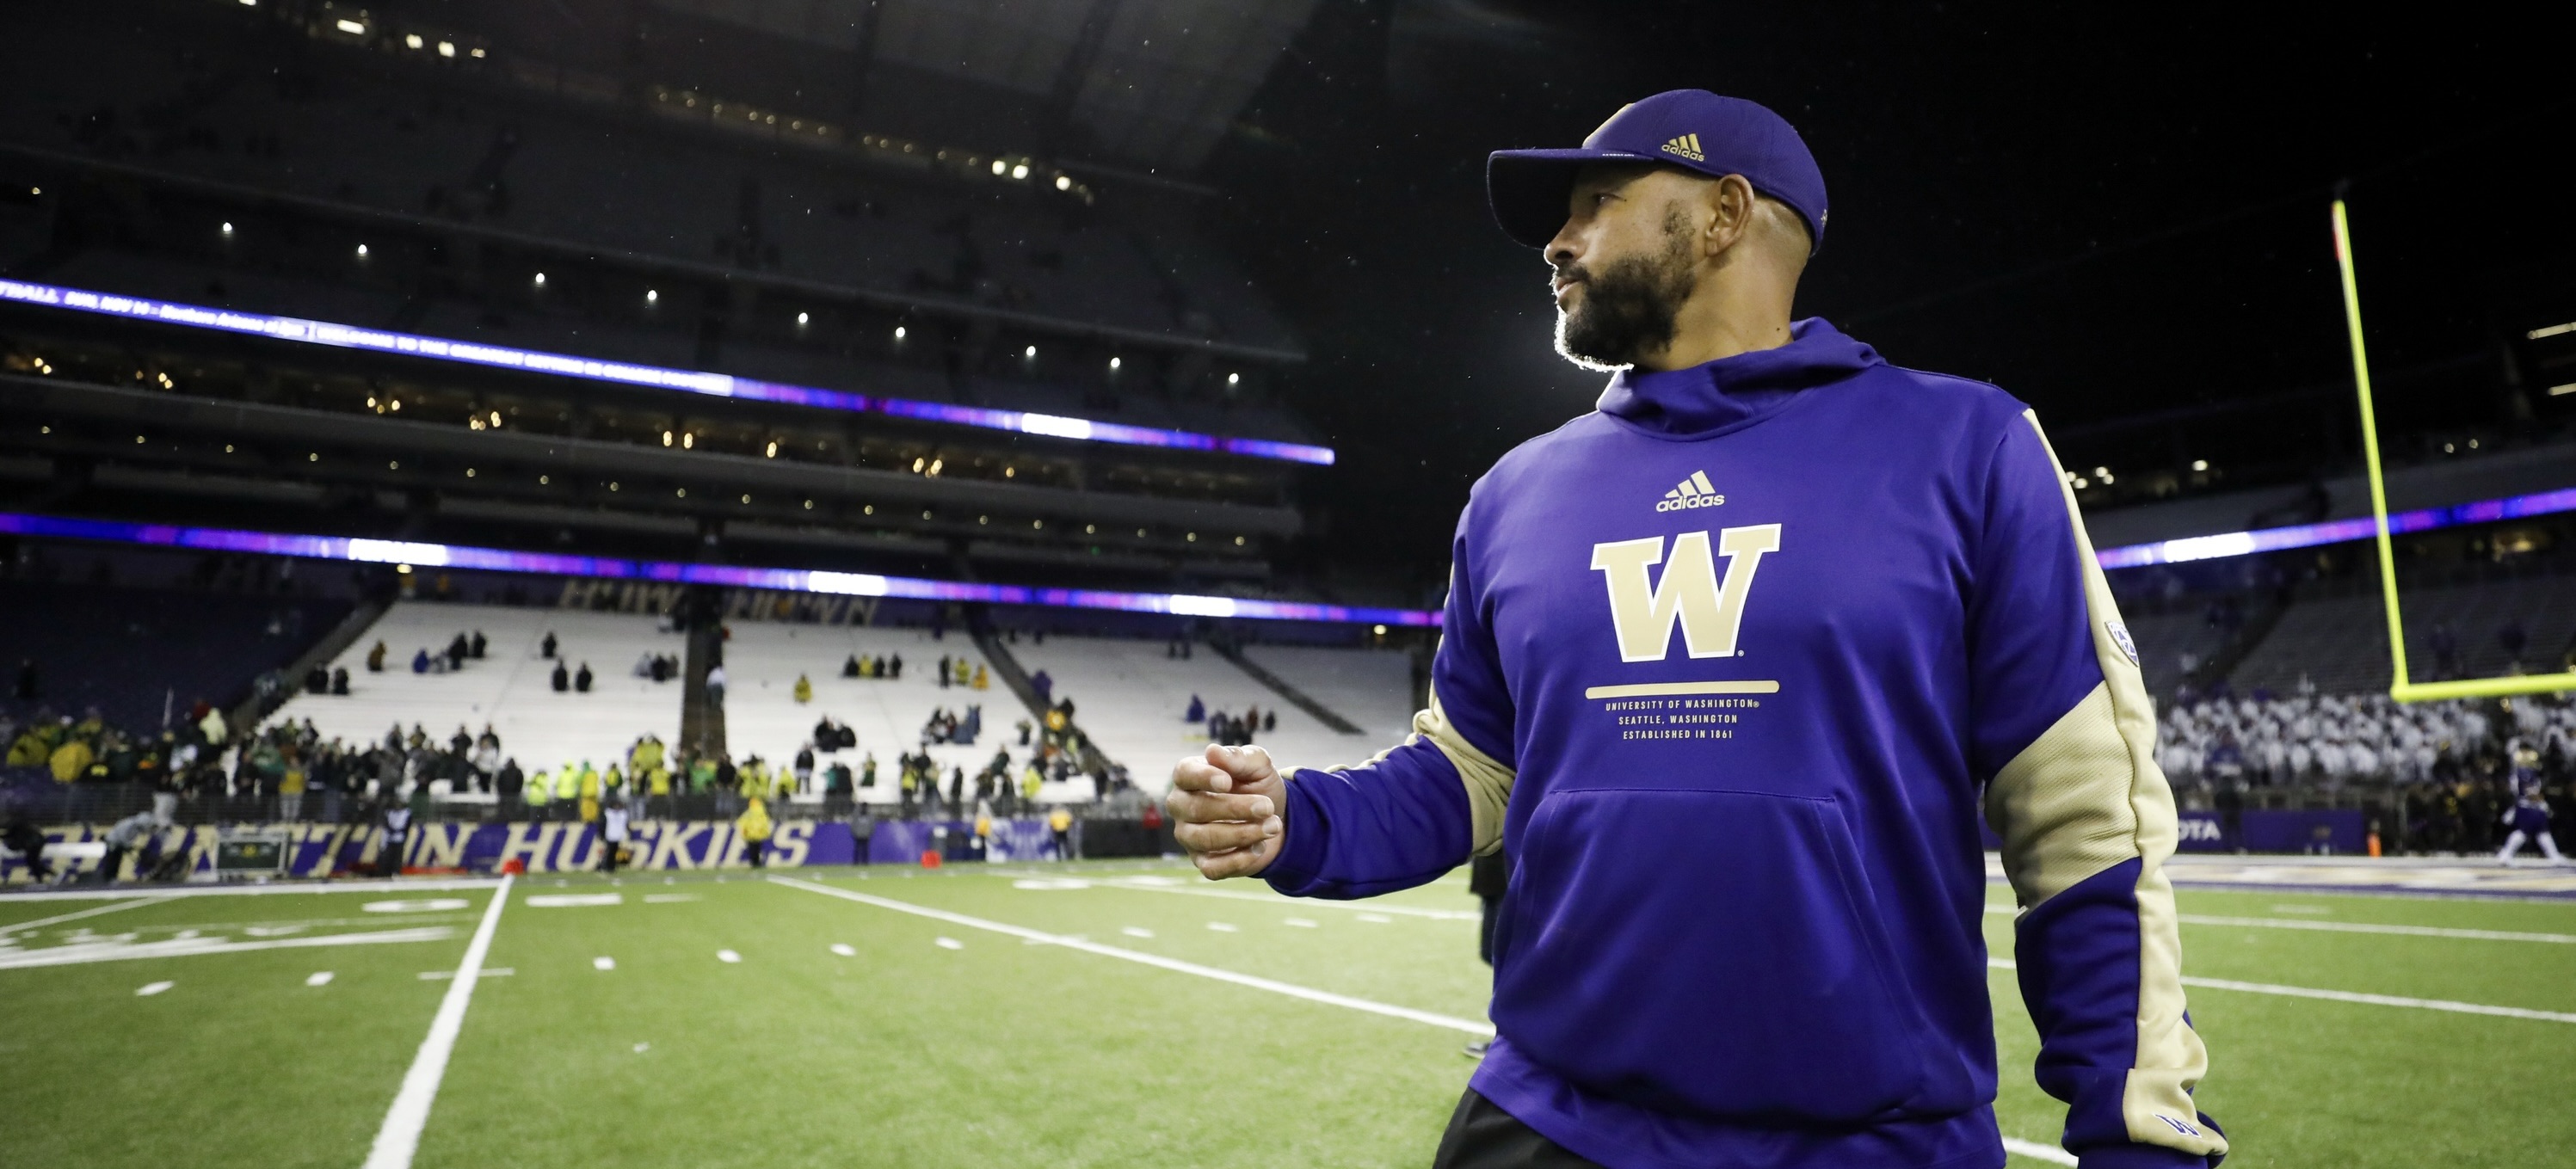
[1167,91,2224,1169]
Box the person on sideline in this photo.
[1163,91,2222,1169]
[738,797,773,868]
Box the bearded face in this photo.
[1553,204,1698,372]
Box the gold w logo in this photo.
[1660,132,1705,162]
[1590,525,1780,662]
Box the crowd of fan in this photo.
[2158,688,2575,855]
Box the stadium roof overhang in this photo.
[649,0,1325,173]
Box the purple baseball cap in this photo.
[1488,90,1827,254]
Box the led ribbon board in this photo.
[0,279,1335,466]
[0,512,1439,628]
[2091,485,2576,570]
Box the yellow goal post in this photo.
[2331,199,2576,702]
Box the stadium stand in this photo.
[0,576,349,735]
[1237,643,1420,744]
[262,603,682,778]
[1002,633,1388,782]
[713,618,1024,803]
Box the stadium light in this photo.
[2190,459,2208,471]
[645,289,658,303]
[438,41,455,58]
[797,312,810,325]
[404,34,422,49]
[219,222,233,235]
[991,160,1007,176]
[1024,345,1038,359]
[355,243,368,257]
[2550,383,2576,397]
[1012,163,1030,180]
[1108,356,1121,370]
[1227,372,1240,385]
[0,278,1336,465]
[2528,321,2576,340]
[335,19,366,35]
[1055,175,1071,191]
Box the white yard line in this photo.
[1988,958,2576,1024]
[2000,1135,2077,1165]
[771,875,1494,1035]
[1981,903,2576,944]
[0,926,456,970]
[0,895,169,935]
[0,878,504,903]
[1083,878,1481,920]
[361,875,513,1169]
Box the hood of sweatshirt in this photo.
[1594,317,1883,440]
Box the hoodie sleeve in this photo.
[1263,504,1518,901]
[1973,411,2227,1168]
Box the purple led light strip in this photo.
[0,278,1335,466]
[2093,485,2576,569]
[0,512,1439,628]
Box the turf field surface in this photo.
[3,858,2572,1167]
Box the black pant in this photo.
[101,844,127,884]
[601,838,622,872]
[745,840,767,868]
[1478,895,1500,966]
[1433,1091,1600,1169]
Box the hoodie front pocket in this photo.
[1494,787,1932,1123]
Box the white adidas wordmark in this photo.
[1656,470,1726,513]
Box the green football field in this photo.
[3,860,2572,1168]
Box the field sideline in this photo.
[3,858,2572,1167]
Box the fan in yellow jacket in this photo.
[737,797,773,868]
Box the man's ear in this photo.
[1703,174,1758,256]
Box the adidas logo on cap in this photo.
[1655,471,1725,512]
[1661,132,1705,163]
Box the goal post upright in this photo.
[2332,199,2576,703]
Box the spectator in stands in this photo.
[552,661,570,692]
[541,631,558,659]
[1032,669,1053,703]
[2499,618,2528,669]
[841,654,861,678]
[470,631,488,659]
[705,664,728,705]
[1050,805,1075,858]
[794,673,813,704]
[948,766,965,815]
[794,745,816,795]
[1263,710,1278,734]
[575,662,595,692]
[445,633,470,671]
[890,654,904,679]
[937,655,952,689]
[412,649,433,674]
[367,642,387,673]
[632,652,657,679]
[331,666,350,695]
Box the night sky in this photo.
[1208,1,2576,585]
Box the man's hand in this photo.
[1167,744,1287,880]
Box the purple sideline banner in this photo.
[1978,809,2366,856]
[1,819,1063,883]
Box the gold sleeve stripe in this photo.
[2016,410,2226,1159]
[1985,682,2138,908]
[1316,679,1516,858]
